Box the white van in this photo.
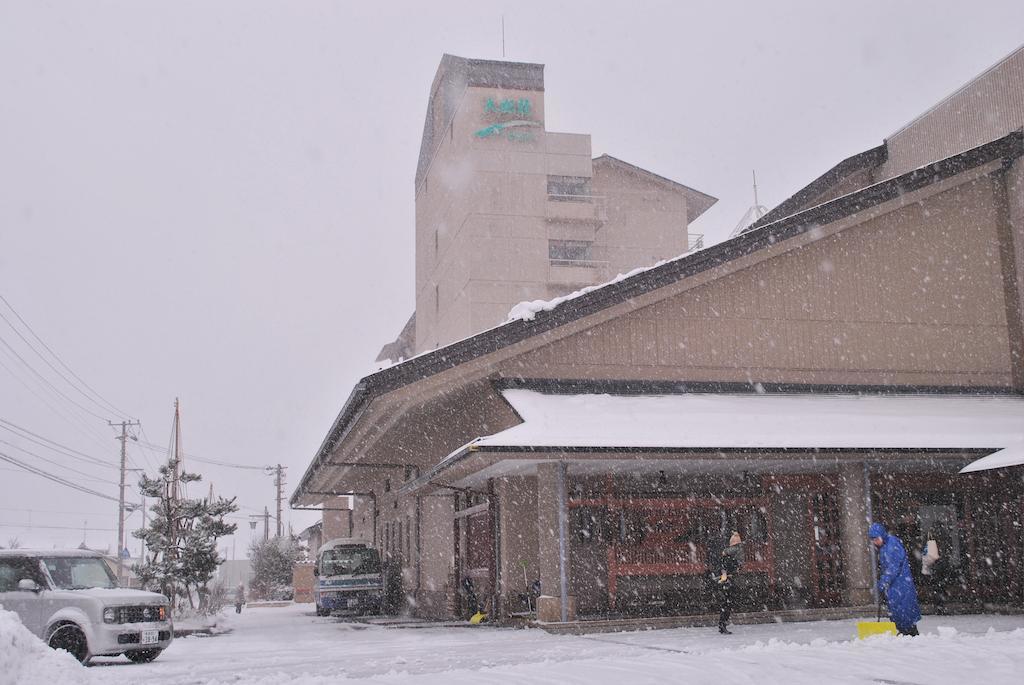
[0,549,172,663]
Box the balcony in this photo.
[545,194,607,223]
[549,258,608,268]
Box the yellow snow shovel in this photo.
[857,601,896,639]
[469,610,487,624]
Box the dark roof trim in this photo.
[494,377,1022,397]
[293,131,1024,503]
[291,382,370,505]
[749,144,888,231]
[470,445,990,455]
[461,55,545,91]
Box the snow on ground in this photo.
[0,608,96,685]
[87,604,1024,684]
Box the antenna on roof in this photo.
[501,15,506,58]
[729,170,770,239]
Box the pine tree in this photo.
[132,459,238,611]
[249,535,301,600]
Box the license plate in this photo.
[347,598,358,608]
[141,630,159,645]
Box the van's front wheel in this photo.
[315,604,329,616]
[48,623,89,663]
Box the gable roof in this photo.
[292,130,1024,504]
[746,144,888,232]
[592,154,718,220]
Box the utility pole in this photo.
[110,419,141,582]
[273,464,286,538]
[263,506,270,542]
[139,494,146,561]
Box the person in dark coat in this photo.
[234,583,246,614]
[715,531,743,634]
[869,522,921,636]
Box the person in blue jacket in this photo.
[869,522,921,636]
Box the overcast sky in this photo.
[1,1,1022,556]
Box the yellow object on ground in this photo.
[469,611,487,624]
[857,619,897,639]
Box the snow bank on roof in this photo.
[0,608,96,685]
[477,390,1024,451]
[506,261,670,322]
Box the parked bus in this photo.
[313,539,384,617]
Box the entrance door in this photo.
[809,493,843,606]
[970,495,1023,603]
[455,493,494,618]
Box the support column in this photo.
[322,497,352,541]
[496,477,538,617]
[416,494,456,619]
[536,462,576,622]
[838,461,874,605]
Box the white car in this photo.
[0,549,173,663]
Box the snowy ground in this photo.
[85,604,1024,684]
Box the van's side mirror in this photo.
[313,566,319,577]
[17,579,41,592]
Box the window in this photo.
[549,239,593,264]
[547,175,592,200]
[0,558,44,591]
[319,546,381,576]
[43,556,117,590]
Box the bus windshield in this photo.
[320,546,381,576]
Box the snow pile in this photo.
[506,261,670,322]
[0,607,97,685]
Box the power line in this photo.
[0,332,112,421]
[134,439,267,471]
[0,449,121,504]
[0,307,127,422]
[0,294,133,419]
[0,522,118,532]
[0,417,119,468]
[0,439,119,485]
[0,506,115,517]
[0,355,114,452]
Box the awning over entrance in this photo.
[477,390,1024,452]
[406,390,1024,488]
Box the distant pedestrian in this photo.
[869,522,921,636]
[234,583,246,614]
[715,530,743,634]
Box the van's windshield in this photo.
[42,556,118,590]
[320,547,380,576]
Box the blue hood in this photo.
[868,522,887,539]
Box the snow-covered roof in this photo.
[294,132,1024,505]
[466,389,1024,456]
